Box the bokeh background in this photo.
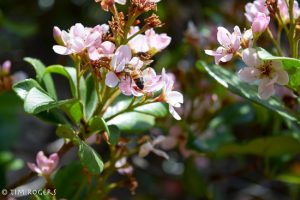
[1,0,300,199]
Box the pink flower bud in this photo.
[251,12,270,34]
[53,26,63,45]
[27,151,59,176]
[2,60,11,73]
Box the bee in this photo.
[124,68,144,90]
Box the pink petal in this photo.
[167,91,184,106]
[258,78,275,99]
[27,162,41,174]
[101,41,116,54]
[88,47,100,60]
[169,105,181,120]
[242,48,260,67]
[217,27,231,47]
[238,67,258,83]
[276,70,289,85]
[105,72,120,88]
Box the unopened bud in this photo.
[53,26,63,45]
[2,60,11,73]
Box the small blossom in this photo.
[115,157,134,175]
[244,0,269,23]
[205,26,241,64]
[27,151,59,176]
[161,68,183,120]
[241,29,253,48]
[139,135,169,159]
[53,23,100,55]
[251,12,270,34]
[53,26,63,45]
[238,48,289,99]
[1,60,11,73]
[128,27,171,55]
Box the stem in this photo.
[100,89,121,115]
[266,28,284,56]
[76,58,82,100]
[288,0,297,58]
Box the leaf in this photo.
[216,136,300,157]
[277,174,300,184]
[197,61,300,123]
[53,163,87,199]
[85,75,98,120]
[43,65,76,97]
[88,116,106,134]
[56,125,75,139]
[133,102,168,118]
[24,57,57,100]
[35,110,68,124]
[13,79,44,100]
[107,125,120,145]
[78,141,104,175]
[62,101,83,125]
[107,112,155,132]
[24,87,74,114]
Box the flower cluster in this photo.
[52,0,183,120]
[204,0,298,99]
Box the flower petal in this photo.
[105,72,120,88]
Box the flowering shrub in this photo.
[2,0,184,199]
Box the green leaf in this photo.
[13,79,44,100]
[277,174,300,184]
[35,110,68,124]
[62,101,83,125]
[133,102,168,118]
[78,141,104,175]
[53,163,87,199]
[24,57,57,100]
[197,61,300,123]
[88,116,106,134]
[216,136,300,157]
[43,65,76,97]
[24,87,74,114]
[85,74,98,120]
[107,125,120,146]
[56,125,75,139]
[107,112,155,132]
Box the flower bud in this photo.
[2,60,11,73]
[53,26,63,45]
[251,12,270,34]
[27,151,59,176]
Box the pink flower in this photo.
[205,26,241,64]
[128,27,171,54]
[161,68,183,120]
[251,12,270,34]
[244,0,269,22]
[119,67,163,96]
[53,23,100,55]
[145,29,171,54]
[278,0,300,23]
[53,26,63,45]
[1,60,11,73]
[139,136,169,159]
[238,48,289,99]
[105,45,133,87]
[27,151,59,176]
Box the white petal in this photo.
[167,91,184,106]
[169,105,181,120]
[105,72,119,88]
[53,45,72,55]
[258,78,275,99]
[217,27,232,47]
[139,142,153,157]
[242,48,259,67]
[238,67,258,83]
[276,70,289,85]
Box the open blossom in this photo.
[53,23,100,55]
[205,26,241,64]
[251,12,270,34]
[27,151,59,176]
[128,27,171,54]
[161,68,183,120]
[105,45,144,89]
[244,0,269,22]
[119,67,163,96]
[238,48,289,99]
[139,135,169,159]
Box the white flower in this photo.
[139,136,169,159]
[238,48,289,99]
